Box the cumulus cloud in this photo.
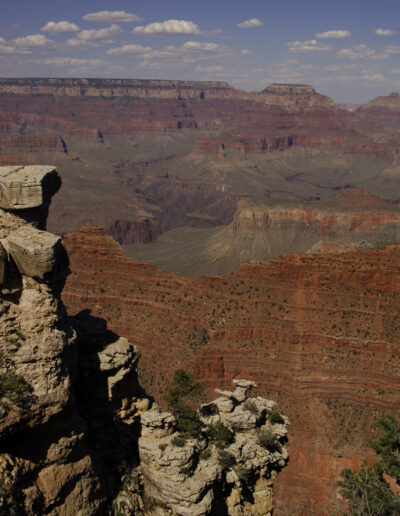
[375,28,396,36]
[34,57,123,75]
[385,45,400,54]
[107,44,152,56]
[133,19,201,36]
[287,40,332,53]
[9,34,58,52]
[36,57,111,67]
[361,73,385,81]
[76,24,122,42]
[195,64,224,72]
[337,44,388,60]
[316,29,351,39]
[137,40,234,70]
[41,21,79,34]
[82,11,141,23]
[237,18,263,28]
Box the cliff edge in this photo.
[0,165,288,514]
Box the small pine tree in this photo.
[165,369,203,436]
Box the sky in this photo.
[1,0,400,103]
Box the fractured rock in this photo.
[0,165,60,210]
[8,225,69,282]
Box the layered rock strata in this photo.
[0,165,288,514]
[63,225,400,512]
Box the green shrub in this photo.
[171,434,187,447]
[338,415,400,515]
[207,421,234,449]
[158,443,167,452]
[257,429,281,452]
[165,369,203,437]
[218,450,235,469]
[339,464,400,515]
[267,409,285,425]
[243,400,259,415]
[0,372,26,403]
[200,448,211,461]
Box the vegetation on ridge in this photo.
[338,415,400,515]
[165,369,204,436]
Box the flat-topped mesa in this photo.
[257,83,336,110]
[263,83,317,96]
[0,77,241,100]
[360,90,400,111]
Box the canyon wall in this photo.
[0,165,288,515]
[63,226,400,512]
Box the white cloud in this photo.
[10,34,58,51]
[237,18,263,29]
[82,11,141,23]
[41,21,79,34]
[375,28,396,36]
[138,40,234,69]
[389,69,400,74]
[107,44,152,56]
[33,57,123,75]
[76,24,122,42]
[241,49,251,55]
[361,73,385,81]
[36,57,110,67]
[337,44,388,60]
[133,19,201,36]
[316,29,351,39]
[195,65,224,72]
[287,40,332,53]
[385,45,400,54]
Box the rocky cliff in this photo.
[3,78,400,246]
[63,225,400,513]
[125,188,400,277]
[0,165,287,514]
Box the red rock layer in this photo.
[62,226,400,512]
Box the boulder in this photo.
[0,165,60,210]
[8,225,69,281]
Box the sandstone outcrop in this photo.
[0,165,60,210]
[0,165,288,514]
[138,380,288,516]
[63,225,400,512]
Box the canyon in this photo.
[2,78,400,512]
[0,165,288,515]
[62,225,400,513]
[1,78,400,250]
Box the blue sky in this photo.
[1,0,400,102]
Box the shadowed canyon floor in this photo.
[63,226,400,512]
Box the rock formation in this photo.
[125,188,400,277]
[63,225,400,513]
[2,78,400,243]
[136,379,288,516]
[0,165,288,514]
